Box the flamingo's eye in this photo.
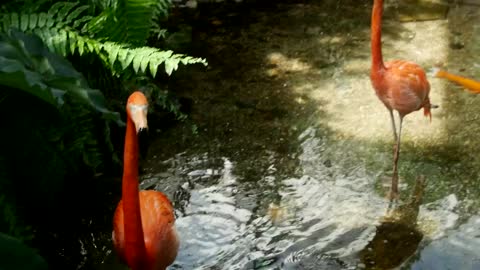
[128,104,148,113]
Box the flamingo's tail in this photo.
[423,98,439,122]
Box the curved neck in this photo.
[371,0,385,72]
[122,115,147,268]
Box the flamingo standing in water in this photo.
[113,91,179,270]
[370,0,435,200]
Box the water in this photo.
[137,126,460,270]
[79,1,480,269]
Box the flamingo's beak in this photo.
[138,127,149,160]
[129,104,149,159]
[129,104,148,134]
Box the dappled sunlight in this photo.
[265,52,312,77]
[307,19,449,144]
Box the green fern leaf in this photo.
[28,13,38,30]
[37,13,47,28]
[2,15,10,32]
[73,15,93,30]
[45,16,55,28]
[57,2,79,22]
[48,2,68,18]
[0,2,207,79]
[148,50,172,73]
[86,39,95,53]
[9,13,19,30]
[149,60,158,78]
[88,0,171,46]
[103,42,119,67]
[66,5,90,26]
[121,50,135,70]
[140,50,155,73]
[84,9,111,36]
[55,29,68,56]
[132,48,155,73]
[132,53,142,73]
[152,0,172,21]
[116,46,128,68]
[77,36,85,55]
[164,58,179,75]
[68,31,77,54]
[20,13,29,32]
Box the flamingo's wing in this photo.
[112,201,126,264]
[385,60,430,115]
[140,190,179,270]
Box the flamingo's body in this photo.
[370,0,433,200]
[113,91,179,270]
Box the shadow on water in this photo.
[359,176,426,269]
[68,0,480,269]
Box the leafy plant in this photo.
[0,1,207,78]
[0,232,48,270]
[0,29,119,242]
[87,0,172,45]
[0,29,120,122]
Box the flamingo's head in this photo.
[127,91,149,158]
[127,91,149,134]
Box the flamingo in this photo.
[112,91,179,270]
[370,0,435,200]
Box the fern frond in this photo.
[152,0,172,22]
[86,0,171,45]
[1,1,207,78]
[0,2,91,33]
[1,0,50,14]
[101,42,207,76]
[35,25,206,76]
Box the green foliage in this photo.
[0,154,33,242]
[0,29,120,122]
[87,0,172,45]
[0,0,206,263]
[0,29,117,243]
[0,1,207,77]
[0,196,33,241]
[0,232,48,270]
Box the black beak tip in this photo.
[138,128,149,159]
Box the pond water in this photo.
[79,0,480,269]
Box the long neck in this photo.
[122,115,147,268]
[371,0,385,72]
